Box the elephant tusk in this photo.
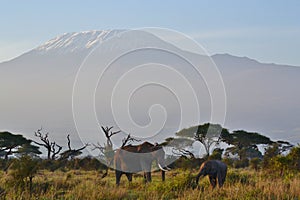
[166,166,171,170]
[158,163,168,172]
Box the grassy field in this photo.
[0,168,299,200]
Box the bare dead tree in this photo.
[51,143,62,160]
[92,142,106,156]
[60,134,89,160]
[92,126,121,178]
[93,126,120,159]
[121,134,141,147]
[33,127,62,160]
[101,126,120,149]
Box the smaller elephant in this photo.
[195,160,227,188]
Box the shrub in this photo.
[223,157,234,167]
[233,158,249,168]
[287,145,300,171]
[209,148,224,160]
[8,155,38,195]
[250,157,261,171]
[172,156,204,170]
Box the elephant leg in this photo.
[143,172,147,182]
[115,170,123,186]
[222,174,226,186]
[217,172,226,187]
[217,168,227,188]
[162,170,165,182]
[217,173,223,187]
[209,175,217,189]
[145,172,152,182]
[222,168,227,185]
[125,173,132,182]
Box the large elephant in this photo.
[195,160,227,188]
[114,142,170,185]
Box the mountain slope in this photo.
[0,30,299,147]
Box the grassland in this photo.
[0,168,299,200]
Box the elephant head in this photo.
[147,143,170,172]
[195,160,227,188]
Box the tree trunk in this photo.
[47,148,51,159]
[5,149,12,160]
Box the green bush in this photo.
[172,156,204,170]
[250,157,261,170]
[209,148,224,160]
[147,170,197,198]
[223,157,234,167]
[8,155,38,195]
[233,158,249,168]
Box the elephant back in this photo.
[119,141,162,153]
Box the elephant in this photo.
[114,142,170,185]
[195,160,227,188]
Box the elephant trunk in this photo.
[195,171,204,184]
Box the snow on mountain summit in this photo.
[35,30,125,53]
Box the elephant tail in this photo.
[101,169,108,178]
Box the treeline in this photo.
[0,123,299,196]
[164,123,300,175]
[1,123,300,175]
[0,129,107,172]
[0,129,89,161]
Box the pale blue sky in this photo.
[0,0,299,65]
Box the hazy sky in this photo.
[0,0,299,65]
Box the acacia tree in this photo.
[0,131,41,160]
[17,142,41,157]
[224,130,273,160]
[195,123,230,157]
[175,123,230,157]
[161,137,195,158]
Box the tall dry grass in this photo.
[0,168,299,199]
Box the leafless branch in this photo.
[100,126,120,148]
[33,127,61,159]
[60,134,89,160]
[67,134,71,150]
[172,148,195,159]
[121,134,141,147]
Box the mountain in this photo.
[212,53,300,144]
[0,30,299,151]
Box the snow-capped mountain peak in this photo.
[34,30,125,53]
